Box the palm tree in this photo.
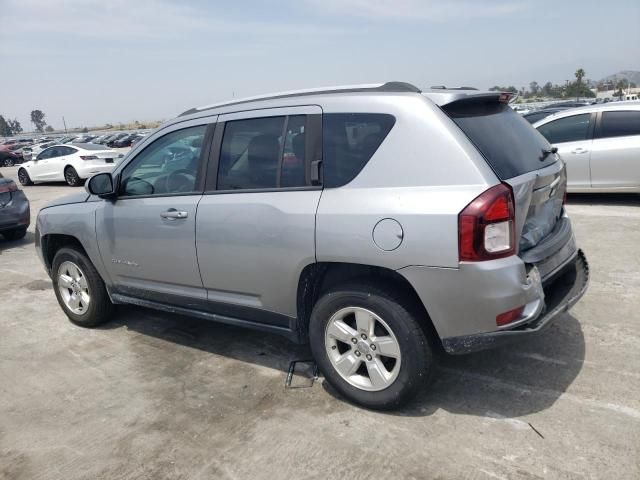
[615,80,626,100]
[575,68,586,85]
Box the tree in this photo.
[45,125,55,133]
[8,119,22,135]
[542,81,553,96]
[529,81,540,95]
[575,68,586,85]
[81,127,89,133]
[614,80,626,100]
[488,85,518,93]
[0,115,11,137]
[30,110,47,133]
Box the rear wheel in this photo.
[4,158,15,167]
[52,247,113,327]
[64,167,81,186]
[309,282,435,410]
[2,227,27,241]
[17,168,32,186]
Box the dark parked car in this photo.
[91,135,110,144]
[74,135,99,143]
[0,172,30,240]
[0,145,23,167]
[113,134,142,148]
[105,133,129,147]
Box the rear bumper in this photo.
[441,250,589,354]
[0,192,30,232]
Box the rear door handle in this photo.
[571,148,588,154]
[160,209,188,219]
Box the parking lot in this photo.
[0,165,638,479]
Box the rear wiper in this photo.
[540,146,558,160]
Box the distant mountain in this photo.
[597,70,640,86]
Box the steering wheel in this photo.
[165,169,194,193]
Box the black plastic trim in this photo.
[110,293,299,341]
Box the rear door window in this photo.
[596,111,640,139]
[322,113,395,187]
[536,114,592,144]
[444,101,556,179]
[218,115,309,190]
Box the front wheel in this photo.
[309,283,435,410]
[64,167,82,186]
[52,247,114,327]
[4,158,15,167]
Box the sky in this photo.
[1,0,639,131]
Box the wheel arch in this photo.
[41,234,88,274]
[296,262,441,346]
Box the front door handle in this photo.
[160,209,188,220]
[571,148,588,154]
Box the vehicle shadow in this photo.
[105,306,585,419]
[567,192,640,206]
[0,231,35,252]
[393,313,585,419]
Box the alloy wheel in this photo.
[324,306,402,391]
[57,261,91,315]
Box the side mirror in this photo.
[86,172,116,198]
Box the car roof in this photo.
[175,81,504,122]
[533,101,640,126]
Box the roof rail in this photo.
[179,81,422,116]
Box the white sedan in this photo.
[17,144,124,187]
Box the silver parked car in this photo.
[35,83,588,409]
[534,102,640,192]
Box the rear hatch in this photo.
[442,97,573,277]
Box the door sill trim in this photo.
[111,293,300,342]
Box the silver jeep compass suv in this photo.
[36,82,588,409]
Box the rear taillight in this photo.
[459,183,516,261]
[79,155,98,160]
[0,182,18,193]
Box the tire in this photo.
[4,158,15,167]
[17,168,33,186]
[2,227,27,241]
[52,247,114,327]
[309,282,435,410]
[64,166,81,186]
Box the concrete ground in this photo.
[0,165,638,480]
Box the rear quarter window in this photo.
[597,111,640,138]
[322,113,395,187]
[443,101,556,180]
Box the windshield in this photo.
[443,100,557,179]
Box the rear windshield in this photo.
[74,143,109,150]
[443,101,556,179]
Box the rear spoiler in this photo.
[422,89,513,107]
